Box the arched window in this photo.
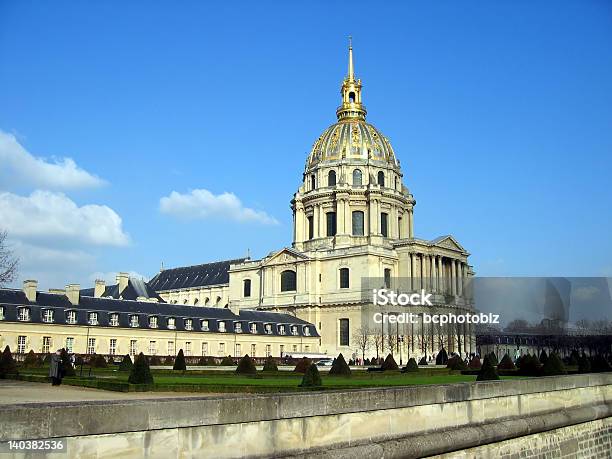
[204,297,209,306]
[349,92,356,103]
[183,299,188,305]
[352,211,364,236]
[216,296,221,306]
[384,268,392,289]
[339,268,350,289]
[280,270,297,292]
[395,176,398,190]
[193,298,199,305]
[380,212,389,237]
[243,279,251,297]
[353,169,363,186]
[377,171,385,187]
[326,212,337,237]
[328,170,336,186]
[311,174,316,190]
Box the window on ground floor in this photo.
[17,335,26,353]
[109,338,117,355]
[42,336,51,354]
[339,318,350,346]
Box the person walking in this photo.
[49,349,64,386]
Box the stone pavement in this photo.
[0,379,219,404]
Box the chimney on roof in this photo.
[49,288,66,295]
[23,280,37,302]
[66,284,80,305]
[116,272,129,295]
[94,279,105,298]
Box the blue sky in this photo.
[1,1,611,289]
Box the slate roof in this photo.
[0,288,319,337]
[80,278,164,302]
[148,258,247,292]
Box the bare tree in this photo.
[352,327,372,363]
[0,230,18,287]
[372,330,384,362]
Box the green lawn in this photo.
[17,365,527,392]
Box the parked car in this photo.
[316,358,334,367]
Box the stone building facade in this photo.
[149,43,476,360]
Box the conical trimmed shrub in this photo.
[435,348,448,365]
[262,356,278,372]
[220,355,234,366]
[539,350,548,365]
[329,353,351,376]
[60,348,75,377]
[418,356,428,366]
[173,349,187,371]
[299,363,322,387]
[477,355,500,381]
[0,346,18,378]
[447,355,467,371]
[568,350,579,366]
[518,354,541,376]
[468,356,482,370]
[128,352,154,385]
[542,352,566,376]
[381,353,399,371]
[293,357,312,373]
[91,354,107,368]
[497,353,516,370]
[578,353,591,373]
[23,350,42,368]
[236,354,257,375]
[488,352,498,366]
[404,357,419,372]
[119,354,133,371]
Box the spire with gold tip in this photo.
[336,36,367,122]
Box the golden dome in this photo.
[306,39,399,170]
[307,120,398,168]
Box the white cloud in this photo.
[0,130,105,190]
[0,190,129,246]
[159,189,279,225]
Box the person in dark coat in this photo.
[49,350,63,386]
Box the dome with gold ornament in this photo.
[306,39,399,170]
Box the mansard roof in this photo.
[80,277,164,302]
[0,288,319,337]
[148,258,247,292]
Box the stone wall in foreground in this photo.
[1,373,611,458]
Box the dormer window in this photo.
[149,316,158,328]
[235,322,242,333]
[265,323,272,335]
[201,319,209,331]
[291,325,298,336]
[303,326,311,336]
[184,319,193,331]
[129,315,139,328]
[250,323,257,333]
[18,307,30,321]
[218,321,226,332]
[66,310,77,324]
[167,317,176,329]
[88,312,98,326]
[42,309,54,323]
[109,313,119,327]
[279,325,286,335]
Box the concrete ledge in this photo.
[1,373,611,441]
[287,403,612,458]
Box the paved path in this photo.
[0,379,220,405]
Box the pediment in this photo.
[431,235,466,253]
[264,247,309,265]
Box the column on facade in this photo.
[313,204,319,238]
[457,261,463,297]
[438,256,444,293]
[424,254,430,291]
[432,254,438,293]
[319,204,325,237]
[450,258,457,295]
[345,198,351,236]
[295,203,304,243]
[408,210,414,238]
[410,253,416,291]
[337,198,346,235]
